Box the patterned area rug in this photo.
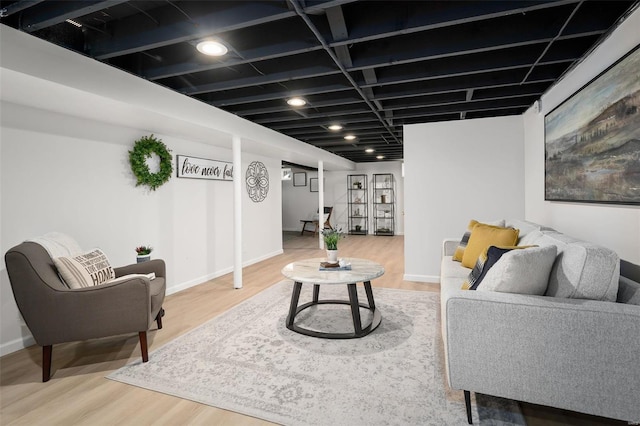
[108,281,526,425]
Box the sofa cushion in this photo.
[53,248,115,289]
[531,232,619,301]
[452,219,505,262]
[463,245,534,290]
[441,255,471,280]
[618,276,640,305]
[461,224,519,268]
[505,219,555,241]
[477,245,557,295]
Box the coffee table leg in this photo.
[347,283,363,334]
[287,281,303,328]
[313,284,320,303]
[364,281,375,310]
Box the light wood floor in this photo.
[0,233,624,425]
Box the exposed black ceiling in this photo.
[1,1,637,162]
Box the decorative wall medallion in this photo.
[246,161,269,202]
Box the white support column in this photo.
[233,135,243,289]
[318,160,324,250]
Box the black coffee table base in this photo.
[286,281,381,339]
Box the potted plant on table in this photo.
[135,245,153,263]
[321,228,343,263]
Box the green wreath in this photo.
[128,135,173,191]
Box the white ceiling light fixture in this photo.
[376,155,385,159]
[328,124,343,131]
[66,19,82,27]
[344,134,356,141]
[196,40,228,56]
[365,148,375,153]
[287,97,307,107]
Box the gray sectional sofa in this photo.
[440,219,640,424]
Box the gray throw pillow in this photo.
[477,245,557,295]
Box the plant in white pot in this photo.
[135,245,153,263]
[321,228,343,263]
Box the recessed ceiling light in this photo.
[328,124,343,131]
[196,40,228,56]
[287,97,307,107]
[376,155,385,159]
[344,134,356,141]
[365,148,375,153]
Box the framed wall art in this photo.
[309,178,325,192]
[293,172,307,187]
[544,44,640,205]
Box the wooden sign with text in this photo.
[176,155,233,181]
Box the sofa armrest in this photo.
[114,258,166,279]
[442,239,459,257]
[443,290,640,422]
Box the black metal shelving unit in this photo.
[347,174,368,235]
[373,174,394,236]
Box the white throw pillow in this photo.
[53,248,115,289]
[476,245,557,295]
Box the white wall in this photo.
[0,102,283,355]
[0,23,351,356]
[523,6,640,264]
[404,116,525,282]
[282,162,404,235]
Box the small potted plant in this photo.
[135,245,153,263]
[321,228,344,263]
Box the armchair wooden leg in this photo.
[139,331,149,363]
[155,308,164,329]
[464,390,472,424]
[42,345,52,382]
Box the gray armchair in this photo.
[5,242,166,382]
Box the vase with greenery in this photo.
[321,228,343,262]
[135,245,153,263]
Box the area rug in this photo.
[108,281,526,425]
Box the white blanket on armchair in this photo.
[27,232,83,258]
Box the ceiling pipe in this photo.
[287,0,401,145]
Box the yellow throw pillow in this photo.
[461,224,520,268]
[452,219,506,261]
[452,220,480,261]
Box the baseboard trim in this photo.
[167,249,284,296]
[403,274,440,283]
[0,335,35,357]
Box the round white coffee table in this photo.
[281,258,385,339]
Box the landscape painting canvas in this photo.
[545,44,640,205]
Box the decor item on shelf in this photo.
[245,161,269,202]
[322,227,343,262]
[129,134,173,191]
[353,181,362,189]
[355,225,362,232]
[136,245,153,263]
